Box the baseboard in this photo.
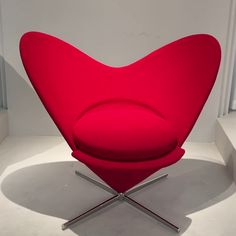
[0,110,8,143]
[216,112,236,182]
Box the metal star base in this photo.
[62,171,180,233]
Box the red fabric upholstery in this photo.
[72,147,184,192]
[19,32,221,192]
[72,101,177,161]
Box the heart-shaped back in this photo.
[20,32,221,150]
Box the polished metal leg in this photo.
[124,195,180,233]
[62,195,119,230]
[126,173,168,195]
[75,170,117,195]
[63,171,180,233]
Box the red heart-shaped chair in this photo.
[19,32,221,232]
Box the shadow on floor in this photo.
[1,158,234,236]
[0,136,64,176]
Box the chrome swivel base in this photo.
[62,171,180,233]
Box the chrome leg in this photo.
[75,170,117,195]
[126,173,168,195]
[124,195,180,233]
[63,172,181,232]
[62,195,119,230]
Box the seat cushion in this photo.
[72,102,178,161]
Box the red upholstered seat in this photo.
[18,31,222,231]
[72,101,177,161]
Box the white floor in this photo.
[0,136,236,236]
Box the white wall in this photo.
[0,0,232,141]
[0,1,6,109]
[0,3,8,143]
[230,52,236,110]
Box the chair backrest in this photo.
[20,32,221,150]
